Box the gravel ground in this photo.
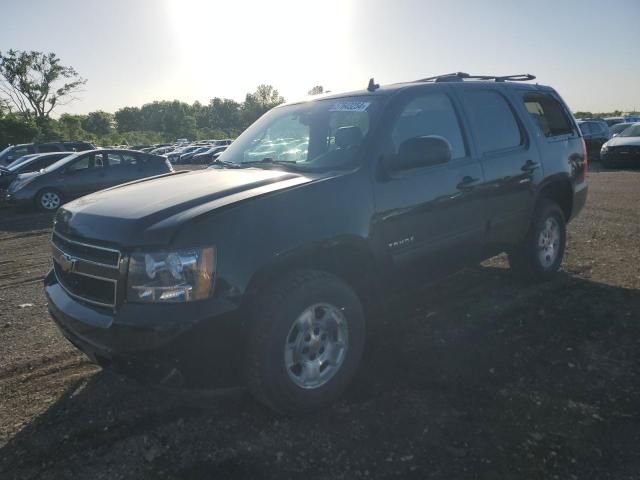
[0,164,639,479]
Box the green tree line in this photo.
[0,84,285,147]
[0,49,285,148]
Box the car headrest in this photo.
[335,126,363,149]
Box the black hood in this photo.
[54,168,314,247]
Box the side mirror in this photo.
[394,135,452,172]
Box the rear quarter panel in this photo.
[511,85,587,220]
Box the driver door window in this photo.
[390,92,467,164]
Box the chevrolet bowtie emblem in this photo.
[58,253,78,273]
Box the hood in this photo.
[54,168,314,246]
[15,170,43,181]
[605,136,640,148]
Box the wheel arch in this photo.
[243,236,381,313]
[536,176,573,222]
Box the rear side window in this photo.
[579,123,591,135]
[38,144,61,153]
[462,90,522,154]
[523,93,573,137]
[392,92,467,160]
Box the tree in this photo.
[114,106,142,132]
[57,114,86,141]
[207,97,241,131]
[0,49,86,121]
[82,111,113,135]
[0,113,39,146]
[242,85,285,128]
[308,85,324,95]
[252,84,284,109]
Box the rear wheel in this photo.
[36,189,62,211]
[246,270,365,414]
[508,199,566,281]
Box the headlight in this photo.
[8,176,36,193]
[127,247,215,303]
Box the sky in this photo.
[1,0,639,115]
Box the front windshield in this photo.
[0,146,14,159]
[619,123,640,137]
[8,154,38,170]
[42,152,81,172]
[219,96,382,171]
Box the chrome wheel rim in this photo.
[537,216,560,269]
[41,192,60,210]
[284,303,349,389]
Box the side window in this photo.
[122,153,139,166]
[391,92,466,160]
[12,146,34,158]
[591,123,603,135]
[68,153,104,171]
[107,153,124,167]
[579,123,592,136]
[523,93,573,137]
[462,90,522,154]
[38,144,61,153]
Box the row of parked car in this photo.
[577,117,640,167]
[0,138,235,211]
[133,139,233,164]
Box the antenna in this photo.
[367,78,380,92]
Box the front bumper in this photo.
[45,269,246,388]
[601,148,640,163]
[4,190,32,208]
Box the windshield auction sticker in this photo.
[329,101,371,112]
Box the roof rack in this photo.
[416,72,536,83]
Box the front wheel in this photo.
[508,199,566,281]
[36,189,63,212]
[245,270,365,414]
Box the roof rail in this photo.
[416,72,536,83]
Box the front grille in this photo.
[52,232,120,267]
[51,232,121,308]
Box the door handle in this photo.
[456,176,480,191]
[521,160,540,173]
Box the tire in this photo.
[245,270,365,414]
[508,199,566,281]
[36,189,63,212]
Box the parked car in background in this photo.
[604,116,640,127]
[150,146,174,155]
[610,122,633,137]
[577,120,611,160]
[44,73,587,413]
[191,145,228,164]
[0,141,94,166]
[167,145,202,163]
[0,152,74,191]
[600,122,640,168]
[178,146,210,164]
[212,139,233,146]
[5,149,173,211]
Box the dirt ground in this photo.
[0,164,639,479]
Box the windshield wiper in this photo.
[239,157,299,168]
[208,159,242,169]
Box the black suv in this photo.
[0,141,94,165]
[45,73,588,413]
